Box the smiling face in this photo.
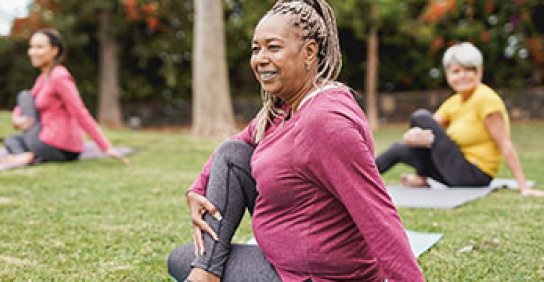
[445,63,482,96]
[250,14,316,102]
[28,32,58,71]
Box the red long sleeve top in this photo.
[190,86,424,281]
[12,65,111,153]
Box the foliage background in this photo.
[0,0,543,121]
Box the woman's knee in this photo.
[215,141,253,164]
[167,244,194,281]
[410,108,433,127]
[16,90,32,104]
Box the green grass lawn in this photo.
[1,110,543,281]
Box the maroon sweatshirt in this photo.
[190,86,424,281]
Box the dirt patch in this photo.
[0,255,31,266]
[0,197,13,205]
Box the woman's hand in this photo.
[521,188,544,197]
[106,148,130,165]
[186,191,222,256]
[13,116,35,131]
[403,127,435,148]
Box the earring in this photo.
[305,62,310,71]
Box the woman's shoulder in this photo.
[311,84,357,112]
[301,84,365,129]
[49,65,74,81]
[475,84,504,103]
[439,93,460,109]
[295,84,372,154]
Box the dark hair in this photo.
[32,28,65,64]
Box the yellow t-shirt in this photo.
[435,84,509,177]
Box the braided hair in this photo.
[254,0,342,143]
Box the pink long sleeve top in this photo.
[189,86,424,281]
[12,65,111,153]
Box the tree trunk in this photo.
[192,0,235,138]
[365,25,379,131]
[97,9,124,128]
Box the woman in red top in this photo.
[168,0,424,281]
[1,28,127,166]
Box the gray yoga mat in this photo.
[387,178,535,209]
[0,142,134,171]
[247,229,442,258]
[405,230,443,257]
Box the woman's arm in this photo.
[401,111,444,148]
[303,110,424,281]
[484,112,544,196]
[52,71,112,151]
[52,69,129,164]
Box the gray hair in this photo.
[442,42,483,70]
[254,0,342,143]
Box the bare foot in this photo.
[400,174,429,188]
[0,152,35,167]
[187,267,220,282]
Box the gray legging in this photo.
[167,141,281,282]
[4,91,79,162]
[376,108,491,186]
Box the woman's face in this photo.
[28,33,58,70]
[250,14,315,101]
[445,63,482,94]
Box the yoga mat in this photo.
[246,229,442,258]
[0,142,135,171]
[78,142,134,160]
[488,178,535,190]
[405,230,443,257]
[387,178,535,209]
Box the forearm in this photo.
[501,142,527,191]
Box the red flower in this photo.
[480,31,491,43]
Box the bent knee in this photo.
[215,140,253,161]
[410,108,433,127]
[16,90,32,103]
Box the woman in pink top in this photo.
[1,28,127,166]
[168,1,424,281]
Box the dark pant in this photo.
[167,141,280,281]
[376,109,491,187]
[4,91,79,162]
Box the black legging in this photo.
[376,109,491,187]
[167,141,281,281]
[4,91,79,162]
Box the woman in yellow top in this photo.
[376,42,543,196]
